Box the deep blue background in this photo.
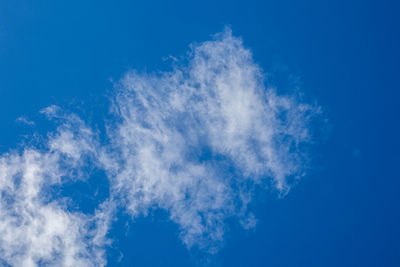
[1,0,399,266]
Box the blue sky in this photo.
[0,1,399,266]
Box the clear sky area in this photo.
[0,1,399,266]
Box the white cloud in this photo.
[0,28,321,264]
[108,28,320,251]
[0,112,111,267]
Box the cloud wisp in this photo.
[0,29,321,266]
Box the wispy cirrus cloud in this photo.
[0,28,321,265]
[108,28,320,251]
[0,112,111,267]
